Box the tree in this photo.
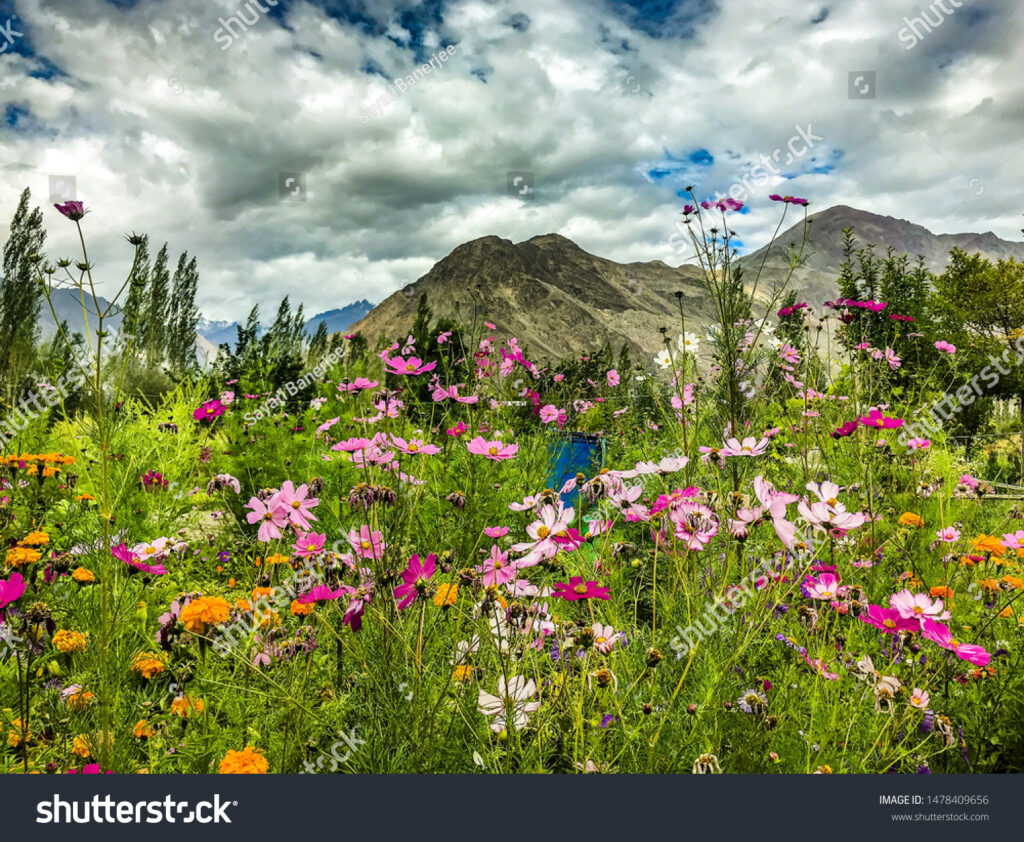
[119,233,150,350]
[167,253,200,376]
[144,243,170,368]
[0,188,46,402]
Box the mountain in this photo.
[303,300,373,336]
[349,207,1024,361]
[37,288,123,342]
[737,204,1024,306]
[348,234,719,361]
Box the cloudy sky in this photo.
[1,0,1021,321]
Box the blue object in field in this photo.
[546,432,605,510]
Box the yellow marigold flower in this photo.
[133,720,156,739]
[131,651,168,679]
[7,718,31,747]
[72,734,92,758]
[234,598,252,612]
[179,595,231,634]
[53,629,88,653]
[5,546,42,567]
[227,578,236,588]
[264,553,289,566]
[24,465,38,476]
[973,535,1006,556]
[998,606,1015,619]
[72,567,96,583]
[67,690,95,711]
[1001,575,1023,590]
[170,695,205,717]
[290,600,312,616]
[218,746,269,774]
[978,578,1001,594]
[433,582,458,607]
[898,512,925,528]
[41,467,59,478]
[452,664,475,682]
[21,531,49,547]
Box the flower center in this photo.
[536,526,551,539]
[405,363,416,371]
[144,547,156,555]
[360,540,371,550]
[291,500,301,509]
[488,446,499,456]
[912,606,923,614]
[573,584,588,595]
[595,636,606,644]
[882,619,896,629]
[408,443,418,451]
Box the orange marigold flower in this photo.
[218,746,269,774]
[290,600,312,616]
[978,578,1001,594]
[179,595,232,634]
[930,585,954,599]
[1001,575,1024,590]
[898,512,925,528]
[6,718,31,748]
[72,567,96,583]
[263,553,289,566]
[433,583,458,607]
[170,695,205,718]
[251,587,273,601]
[998,606,1015,619]
[53,629,88,653]
[21,531,50,547]
[66,690,95,711]
[72,734,92,758]
[973,535,1006,556]
[133,720,156,739]
[452,664,475,682]
[131,651,167,679]
[5,546,42,567]
[41,467,59,478]
[75,493,96,502]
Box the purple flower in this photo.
[54,201,87,220]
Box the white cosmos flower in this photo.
[677,331,701,355]
[653,349,673,369]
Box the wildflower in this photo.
[179,596,231,634]
[394,553,437,610]
[934,340,956,354]
[591,623,623,654]
[737,689,768,714]
[170,696,205,717]
[552,577,611,601]
[219,747,269,774]
[831,420,859,438]
[390,436,441,455]
[244,497,289,542]
[72,567,95,583]
[973,535,1006,556]
[908,688,930,710]
[21,531,49,547]
[478,545,516,588]
[804,573,841,601]
[55,200,87,219]
[858,409,903,429]
[906,438,931,450]
[193,400,225,422]
[860,604,918,634]
[654,349,673,369]
[936,527,960,543]
[721,436,770,457]
[701,198,744,212]
[290,600,313,616]
[5,546,41,567]
[898,512,925,528]
[433,583,458,607]
[347,525,387,560]
[133,720,156,739]
[131,651,168,679]
[920,618,991,666]
[0,572,25,613]
[889,589,949,624]
[677,332,701,354]
[447,421,467,437]
[53,630,88,653]
[466,436,519,460]
[112,543,167,576]
[293,531,326,558]
[477,675,540,732]
[273,480,320,529]
[692,753,723,773]
[382,354,437,376]
[768,194,809,205]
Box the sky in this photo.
[1,0,1022,322]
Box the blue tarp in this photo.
[545,432,605,510]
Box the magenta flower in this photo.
[337,582,374,631]
[606,369,620,387]
[539,404,560,424]
[778,302,809,317]
[193,400,225,422]
[553,577,611,601]
[0,572,26,613]
[768,194,809,206]
[111,542,167,576]
[920,618,991,666]
[447,421,467,437]
[667,501,720,550]
[484,526,509,538]
[889,589,949,624]
[858,409,903,429]
[804,573,841,601]
[934,340,956,354]
[936,526,961,543]
[393,553,437,610]
[906,438,931,450]
[293,531,326,558]
[701,198,744,212]
[337,377,379,392]
[831,420,859,439]
[54,201,87,220]
[859,604,918,634]
[298,584,345,605]
[383,355,437,376]
[466,436,518,460]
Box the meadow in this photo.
[2,195,1023,775]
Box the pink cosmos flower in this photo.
[390,436,440,455]
[383,355,437,376]
[920,618,991,666]
[721,436,769,457]
[273,481,319,529]
[860,604,918,634]
[805,573,841,601]
[478,545,516,587]
[769,194,809,205]
[539,404,560,424]
[889,589,949,624]
[0,572,26,613]
[317,417,341,433]
[908,688,930,710]
[446,422,467,437]
[478,676,540,732]
[437,331,452,344]
[393,553,437,610]
[667,501,720,550]
[858,409,904,429]
[193,400,225,422]
[606,369,620,387]
[112,543,167,576]
[484,526,509,538]
[513,503,574,565]
[337,582,374,631]
[331,437,372,452]
[466,436,518,460]
[552,577,611,601]
[298,584,345,604]
[55,200,87,220]
[936,527,961,542]
[293,531,326,558]
[431,383,478,404]
[591,623,623,654]
[884,348,901,370]
[1001,530,1024,550]
[348,525,387,560]
[337,377,379,392]
[934,341,956,354]
[907,438,931,450]
[701,198,744,212]
[798,499,866,533]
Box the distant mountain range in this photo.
[196,299,374,348]
[349,205,1024,361]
